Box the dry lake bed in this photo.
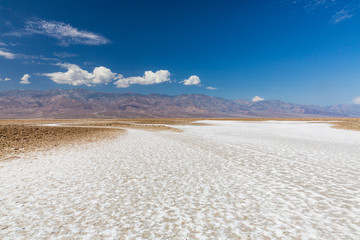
[0,120,359,239]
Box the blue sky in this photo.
[1,0,360,105]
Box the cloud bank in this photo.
[20,74,31,84]
[181,75,201,86]
[252,96,265,102]
[9,19,110,46]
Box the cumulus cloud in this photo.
[252,96,265,102]
[43,63,122,87]
[0,49,15,59]
[9,19,110,46]
[20,74,31,84]
[206,86,217,90]
[114,70,171,88]
[353,96,360,104]
[43,64,172,88]
[331,9,354,23]
[181,75,201,86]
[0,77,11,81]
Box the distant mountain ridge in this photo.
[0,89,359,118]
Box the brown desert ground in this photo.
[0,118,359,161]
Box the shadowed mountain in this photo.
[0,89,359,118]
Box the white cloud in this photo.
[0,49,15,59]
[0,47,61,63]
[54,52,79,58]
[43,63,121,87]
[288,0,356,23]
[20,74,31,84]
[114,70,171,88]
[206,86,217,90]
[43,64,171,88]
[331,9,354,23]
[0,42,7,46]
[305,0,330,10]
[10,19,110,46]
[0,49,59,63]
[181,75,201,86]
[290,0,336,10]
[252,96,265,102]
[0,77,11,81]
[18,54,59,62]
[353,96,360,104]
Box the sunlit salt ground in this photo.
[1,121,360,239]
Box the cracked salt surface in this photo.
[1,121,360,239]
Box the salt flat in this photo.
[0,121,359,239]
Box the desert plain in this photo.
[0,118,359,239]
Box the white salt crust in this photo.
[0,121,359,239]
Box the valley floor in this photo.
[0,120,359,239]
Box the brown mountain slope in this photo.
[0,89,358,118]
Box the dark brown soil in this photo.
[0,124,123,160]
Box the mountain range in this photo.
[0,89,359,118]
